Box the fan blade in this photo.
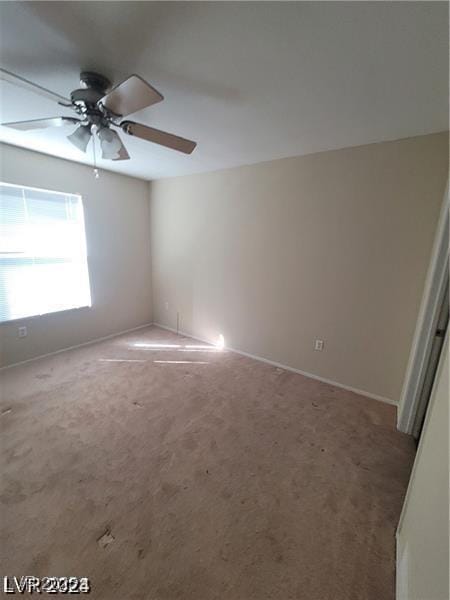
[0,68,70,104]
[121,121,197,154]
[2,117,80,131]
[100,74,163,118]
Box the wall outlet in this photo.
[165,301,169,311]
[18,326,27,338]
[314,339,324,351]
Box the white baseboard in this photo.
[152,322,397,406]
[3,319,396,407]
[0,323,153,370]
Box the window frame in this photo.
[0,181,93,324]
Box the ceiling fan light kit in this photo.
[1,69,197,168]
[97,126,123,160]
[67,123,92,153]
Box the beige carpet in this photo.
[1,326,415,600]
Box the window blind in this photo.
[0,182,92,323]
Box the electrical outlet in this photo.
[314,339,324,351]
[18,326,27,338]
[165,301,169,311]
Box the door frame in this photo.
[398,181,449,434]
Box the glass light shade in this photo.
[67,124,91,152]
[98,127,122,159]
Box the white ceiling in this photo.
[0,1,448,181]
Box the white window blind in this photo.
[0,182,92,323]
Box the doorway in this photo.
[398,183,449,435]
[412,277,449,440]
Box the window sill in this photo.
[0,305,92,326]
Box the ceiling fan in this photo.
[0,68,197,161]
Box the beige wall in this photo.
[0,144,152,367]
[150,133,448,402]
[396,334,449,599]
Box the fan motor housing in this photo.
[70,71,111,107]
[70,72,114,123]
[71,88,104,106]
[79,71,111,94]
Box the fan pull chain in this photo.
[92,131,99,179]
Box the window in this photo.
[0,182,92,323]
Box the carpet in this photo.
[0,326,415,599]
